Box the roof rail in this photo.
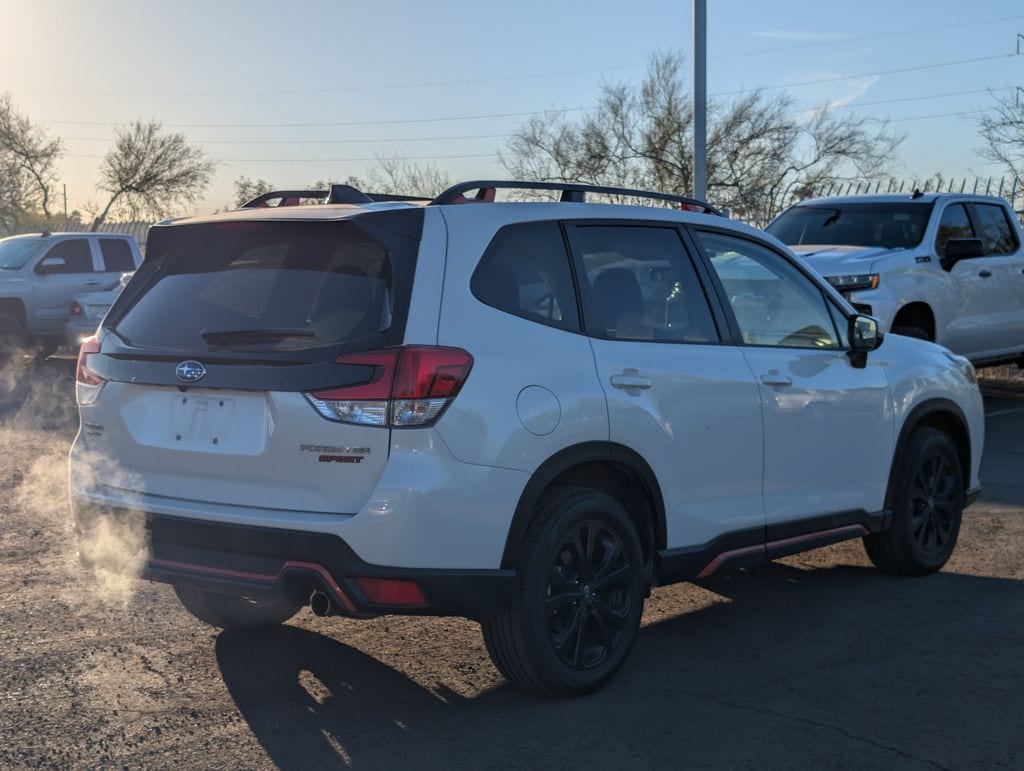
[242,185,434,208]
[430,180,723,215]
[241,190,327,208]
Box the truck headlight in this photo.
[826,274,880,292]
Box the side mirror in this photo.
[940,238,985,270]
[848,314,882,368]
[35,256,67,274]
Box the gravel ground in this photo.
[1,357,1022,769]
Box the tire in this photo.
[482,488,647,697]
[173,585,303,630]
[891,326,930,341]
[864,427,964,576]
[0,312,27,365]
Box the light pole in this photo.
[693,0,707,202]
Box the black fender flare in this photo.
[885,397,971,512]
[500,441,666,569]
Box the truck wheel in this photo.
[482,488,646,697]
[891,326,930,341]
[0,312,27,364]
[863,427,964,576]
[173,585,303,629]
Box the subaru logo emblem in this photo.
[175,360,206,383]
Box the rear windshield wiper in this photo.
[200,328,316,345]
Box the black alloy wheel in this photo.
[864,426,965,576]
[545,520,633,670]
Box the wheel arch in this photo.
[891,301,936,340]
[886,398,971,512]
[0,298,28,332]
[500,442,667,572]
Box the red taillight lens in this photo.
[356,577,427,606]
[69,300,83,316]
[76,336,105,406]
[393,346,473,399]
[76,336,102,386]
[306,346,473,427]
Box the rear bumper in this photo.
[74,504,514,620]
[65,319,99,346]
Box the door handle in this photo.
[760,373,792,387]
[978,270,992,278]
[85,280,102,285]
[610,371,652,390]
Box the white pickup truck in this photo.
[0,232,142,353]
[767,193,1024,367]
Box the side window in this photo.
[39,239,94,273]
[99,239,136,272]
[697,231,840,349]
[935,204,974,255]
[972,204,1018,256]
[568,225,719,343]
[470,221,579,332]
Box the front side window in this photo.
[40,239,94,273]
[470,221,579,332]
[100,239,136,272]
[972,204,1018,256]
[935,204,974,255]
[568,225,719,343]
[698,231,840,349]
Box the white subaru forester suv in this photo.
[70,181,984,697]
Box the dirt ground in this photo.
[1,357,1022,769]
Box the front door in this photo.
[31,238,103,333]
[694,229,893,529]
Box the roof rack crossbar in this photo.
[431,180,723,215]
[241,185,435,208]
[241,190,328,208]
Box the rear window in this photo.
[112,219,417,352]
[768,203,933,250]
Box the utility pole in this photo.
[693,0,707,201]
[63,184,67,219]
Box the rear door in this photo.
[693,228,893,526]
[965,202,1023,355]
[566,222,765,552]
[85,212,424,514]
[30,237,103,333]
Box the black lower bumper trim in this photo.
[75,505,514,620]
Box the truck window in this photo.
[935,204,974,255]
[972,204,1018,256]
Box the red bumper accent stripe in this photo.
[148,557,357,613]
[696,524,869,579]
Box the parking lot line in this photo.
[985,406,1024,418]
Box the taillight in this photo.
[69,300,83,316]
[75,336,105,405]
[305,346,473,427]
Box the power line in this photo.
[711,53,1016,97]
[38,107,587,129]
[64,152,501,163]
[17,65,641,98]
[60,132,514,145]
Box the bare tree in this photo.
[364,154,451,198]
[92,120,216,229]
[501,52,903,219]
[976,89,1024,190]
[0,94,63,229]
[232,176,276,208]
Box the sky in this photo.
[1,0,1022,215]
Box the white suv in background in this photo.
[70,181,984,696]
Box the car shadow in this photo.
[217,561,1024,768]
